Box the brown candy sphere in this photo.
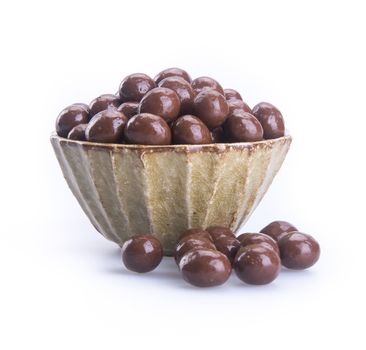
[224,111,263,142]
[238,233,280,255]
[154,67,192,84]
[227,99,252,115]
[207,226,235,241]
[193,90,229,129]
[252,102,285,139]
[117,102,139,119]
[124,113,172,145]
[121,234,163,273]
[234,244,281,285]
[179,248,232,287]
[191,76,224,95]
[158,76,194,114]
[56,104,90,138]
[224,89,242,101]
[172,115,212,144]
[260,221,298,242]
[174,236,216,265]
[278,232,320,270]
[67,123,88,141]
[214,236,241,263]
[89,94,121,117]
[85,109,128,143]
[179,228,213,242]
[119,73,156,102]
[138,87,181,123]
[73,103,90,113]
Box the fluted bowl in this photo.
[51,134,291,254]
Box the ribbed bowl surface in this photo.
[51,135,291,254]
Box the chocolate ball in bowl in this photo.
[119,73,156,102]
[224,111,263,142]
[211,126,226,143]
[191,76,224,95]
[89,94,121,117]
[56,104,90,137]
[224,88,242,101]
[67,123,88,141]
[117,102,139,119]
[237,233,280,255]
[172,115,212,144]
[154,67,192,84]
[252,102,285,139]
[260,221,298,242]
[227,99,252,115]
[124,113,172,145]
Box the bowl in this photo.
[51,134,291,254]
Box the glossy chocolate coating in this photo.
[56,104,90,137]
[207,226,235,241]
[227,99,252,115]
[179,248,232,287]
[174,236,216,265]
[260,221,298,242]
[89,94,121,117]
[214,236,241,263]
[172,115,212,144]
[238,233,280,255]
[234,244,281,285]
[252,102,285,139]
[193,90,229,129]
[124,113,172,145]
[211,127,226,143]
[158,76,194,114]
[154,67,192,84]
[179,228,213,242]
[73,103,90,113]
[121,234,163,273]
[85,109,127,143]
[224,89,242,101]
[138,87,180,123]
[224,111,263,142]
[67,123,88,141]
[119,73,156,102]
[117,102,139,119]
[191,76,224,95]
[278,232,320,269]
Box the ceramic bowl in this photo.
[51,134,291,254]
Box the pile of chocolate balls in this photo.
[55,68,285,145]
[121,221,320,287]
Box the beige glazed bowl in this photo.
[51,134,292,255]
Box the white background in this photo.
[1,0,365,349]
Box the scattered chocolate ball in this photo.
[174,236,216,265]
[260,221,298,242]
[179,228,213,242]
[214,236,241,263]
[172,115,212,144]
[121,234,163,273]
[89,94,120,117]
[117,102,139,119]
[278,232,320,270]
[191,76,224,95]
[158,76,194,114]
[237,233,280,255]
[56,104,90,137]
[154,67,192,84]
[179,248,232,287]
[124,113,172,145]
[234,244,281,285]
[211,126,226,143]
[67,123,88,141]
[119,73,156,102]
[224,111,264,142]
[224,89,242,101]
[252,102,285,139]
[85,109,128,143]
[193,90,229,129]
[227,99,252,115]
[207,226,235,241]
[139,87,181,123]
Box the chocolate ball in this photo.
[138,87,181,123]
[179,248,232,287]
[211,127,226,143]
[214,236,241,263]
[174,236,216,265]
[237,233,280,255]
[224,111,263,142]
[172,115,212,144]
[73,103,90,113]
[154,67,192,84]
[119,73,156,102]
[252,102,285,139]
[85,109,128,143]
[191,76,224,95]
[224,89,242,101]
[121,234,163,273]
[260,221,298,242]
[56,104,90,137]
[207,226,235,241]
[67,123,88,141]
[89,94,121,117]
[278,232,320,270]
[117,102,139,119]
[234,244,281,285]
[158,76,194,114]
[179,228,213,242]
[124,113,172,145]
[227,99,252,115]
[193,90,229,129]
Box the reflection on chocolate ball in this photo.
[117,102,139,119]
[154,67,192,84]
[260,221,298,242]
[252,102,285,139]
[224,89,242,101]
[237,233,280,255]
[179,228,213,242]
[89,94,121,117]
[174,236,216,265]
[207,226,234,241]
[227,99,252,115]
[56,104,90,137]
[224,111,263,142]
[119,73,156,102]
[191,76,225,95]
[172,115,212,144]
[214,236,241,263]
[67,123,88,141]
